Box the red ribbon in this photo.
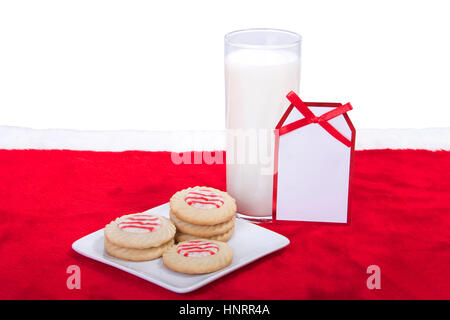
[280,91,353,147]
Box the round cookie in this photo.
[170,210,235,237]
[170,186,236,226]
[104,213,175,249]
[175,225,235,243]
[163,240,233,274]
[104,238,174,261]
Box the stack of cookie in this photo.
[104,212,176,261]
[169,186,237,243]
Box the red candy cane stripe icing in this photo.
[118,214,161,233]
[177,240,219,257]
[185,189,224,209]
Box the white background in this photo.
[1,0,449,131]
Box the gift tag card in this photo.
[273,92,355,223]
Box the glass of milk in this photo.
[225,28,301,221]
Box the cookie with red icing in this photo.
[170,186,236,226]
[104,212,176,249]
[163,239,233,274]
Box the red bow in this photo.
[279,91,353,147]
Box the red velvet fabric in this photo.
[0,149,449,299]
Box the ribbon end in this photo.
[343,103,353,112]
[286,91,299,102]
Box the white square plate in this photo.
[72,203,290,293]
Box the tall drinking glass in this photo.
[225,28,301,221]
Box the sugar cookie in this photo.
[104,213,176,249]
[169,210,235,237]
[104,237,174,261]
[170,187,236,226]
[175,225,235,243]
[163,240,233,274]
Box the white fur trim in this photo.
[0,126,449,151]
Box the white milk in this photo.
[225,49,300,217]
